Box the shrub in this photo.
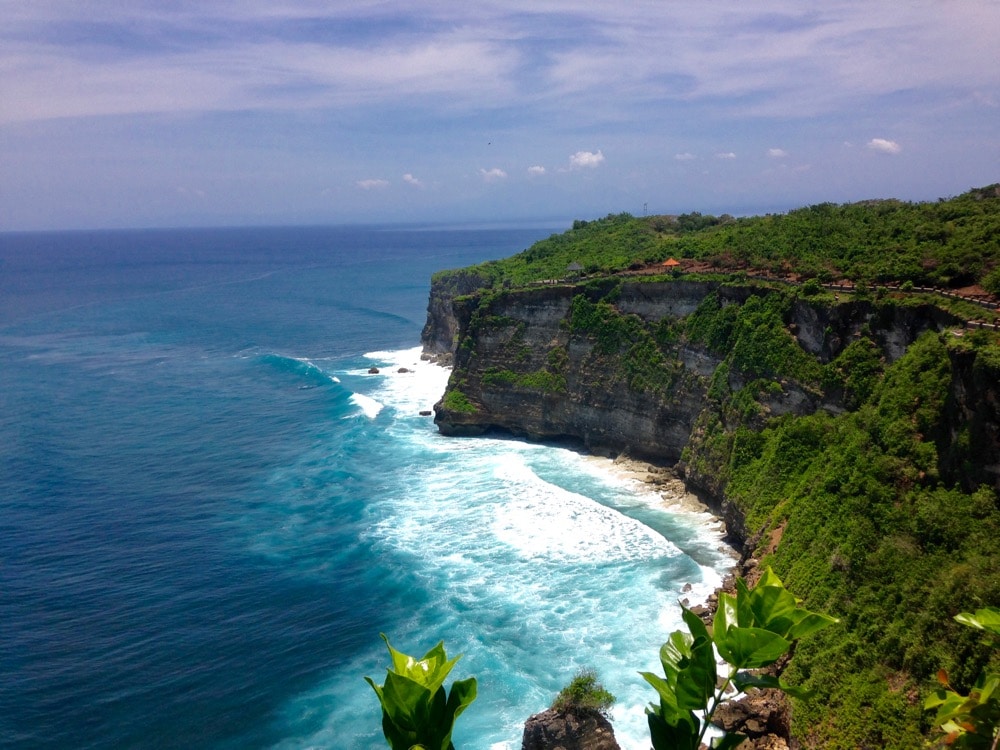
[441,388,477,413]
[552,669,616,718]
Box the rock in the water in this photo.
[398,367,411,373]
[367,367,380,374]
[419,410,432,416]
[521,708,621,750]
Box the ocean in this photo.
[0,225,734,749]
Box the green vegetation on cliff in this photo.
[569,294,678,394]
[720,333,1000,747]
[435,184,1000,292]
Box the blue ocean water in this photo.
[0,226,734,749]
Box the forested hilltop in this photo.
[423,185,1000,748]
[434,183,1000,292]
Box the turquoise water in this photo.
[0,226,734,749]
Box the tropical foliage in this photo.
[926,607,1000,749]
[365,635,478,750]
[719,332,1000,748]
[642,567,836,750]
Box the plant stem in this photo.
[697,665,738,748]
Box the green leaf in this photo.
[955,607,1000,638]
[718,626,791,670]
[380,634,461,695]
[786,611,839,640]
[640,671,683,714]
[681,605,712,642]
[647,709,701,750]
[382,671,430,728]
[713,592,740,663]
[446,677,478,724]
[711,733,749,750]
[653,613,717,711]
[660,629,695,683]
[745,577,800,634]
[733,579,755,628]
[367,636,476,750]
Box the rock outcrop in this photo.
[521,708,621,750]
[712,689,792,750]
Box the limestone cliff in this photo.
[422,275,993,490]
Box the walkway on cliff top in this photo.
[526,259,1000,327]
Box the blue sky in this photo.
[1,1,999,230]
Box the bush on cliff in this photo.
[552,669,616,719]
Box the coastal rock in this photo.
[711,689,791,747]
[521,708,621,750]
[368,367,380,374]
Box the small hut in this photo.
[662,257,681,269]
[566,261,584,277]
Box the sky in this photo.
[1,1,999,231]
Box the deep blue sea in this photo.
[0,226,734,749]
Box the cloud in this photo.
[402,173,424,188]
[867,138,902,154]
[527,165,546,175]
[674,153,697,161]
[479,167,507,182]
[569,150,605,169]
[768,148,789,158]
[715,152,737,160]
[357,178,389,190]
[3,3,999,129]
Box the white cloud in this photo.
[867,138,902,154]
[479,167,507,182]
[674,153,697,161]
[357,178,389,190]
[569,150,605,169]
[402,173,424,188]
[715,152,737,160]
[768,148,788,158]
[527,165,546,175]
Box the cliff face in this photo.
[420,268,496,362]
[435,282,704,460]
[426,277,965,459]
